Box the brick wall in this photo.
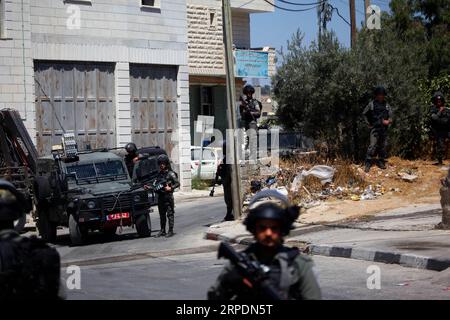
[187,3,225,75]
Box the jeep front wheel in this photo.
[135,213,151,238]
[69,214,88,245]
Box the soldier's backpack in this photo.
[0,230,61,299]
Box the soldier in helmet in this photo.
[430,92,450,165]
[207,190,321,300]
[240,85,262,130]
[0,179,61,299]
[240,85,262,159]
[145,155,180,237]
[124,142,138,177]
[363,86,393,172]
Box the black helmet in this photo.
[374,86,387,96]
[0,179,25,223]
[433,91,445,104]
[125,142,137,154]
[243,85,255,95]
[157,154,170,166]
[244,190,300,236]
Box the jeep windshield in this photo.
[66,160,128,184]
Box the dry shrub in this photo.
[333,161,367,189]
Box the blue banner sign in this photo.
[234,50,269,78]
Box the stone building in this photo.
[0,0,191,190]
[187,0,274,144]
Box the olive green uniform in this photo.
[155,170,180,233]
[363,100,392,163]
[207,243,321,300]
[430,105,450,163]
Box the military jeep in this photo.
[33,150,153,245]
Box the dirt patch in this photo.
[245,156,446,224]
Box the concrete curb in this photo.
[308,244,450,271]
[205,231,450,272]
[174,191,224,202]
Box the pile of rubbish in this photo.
[242,162,409,208]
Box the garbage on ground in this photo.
[300,165,336,185]
[250,180,262,193]
[398,172,418,182]
[266,177,277,186]
[276,186,289,198]
[242,158,426,212]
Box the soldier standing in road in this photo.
[240,85,262,160]
[0,180,61,299]
[124,142,138,177]
[207,191,322,300]
[215,141,234,222]
[363,86,393,172]
[147,155,180,238]
[430,92,450,165]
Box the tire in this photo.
[37,208,57,243]
[135,213,151,238]
[14,213,27,233]
[69,214,88,246]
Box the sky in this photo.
[249,0,392,84]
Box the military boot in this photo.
[166,230,174,237]
[377,159,386,170]
[156,230,166,237]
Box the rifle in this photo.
[210,169,220,197]
[130,175,168,192]
[240,96,258,122]
[217,242,283,300]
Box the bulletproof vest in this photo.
[124,153,136,177]
[368,101,389,127]
[242,98,260,122]
[0,230,61,299]
[238,246,301,300]
[155,170,178,195]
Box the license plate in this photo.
[106,212,130,221]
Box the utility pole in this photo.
[317,2,324,45]
[222,0,243,219]
[349,0,357,48]
[364,0,371,27]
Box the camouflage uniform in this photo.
[208,243,321,300]
[363,100,392,165]
[155,169,180,235]
[430,99,450,164]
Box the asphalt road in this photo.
[61,252,450,300]
[50,196,227,263]
[30,196,449,300]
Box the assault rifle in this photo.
[217,242,283,300]
[130,174,168,192]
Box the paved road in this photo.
[48,196,227,263]
[28,196,448,300]
[61,252,450,300]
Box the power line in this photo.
[328,4,351,26]
[278,0,326,6]
[262,0,321,12]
